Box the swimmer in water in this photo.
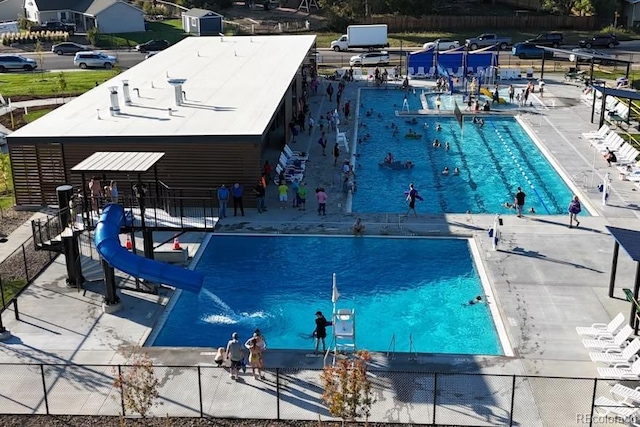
[445,142,450,150]
[432,139,441,148]
[503,202,513,209]
[469,296,483,305]
[436,123,442,132]
[442,166,449,175]
[453,167,460,175]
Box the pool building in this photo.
[6,35,317,207]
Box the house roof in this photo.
[9,35,317,140]
[31,0,138,15]
[183,8,222,18]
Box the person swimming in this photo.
[445,142,450,150]
[432,139,441,148]
[384,152,394,164]
[436,123,442,131]
[469,296,483,305]
[478,118,485,128]
[453,167,460,175]
[442,166,449,175]
[405,161,414,169]
[503,202,513,209]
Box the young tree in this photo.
[34,40,45,74]
[320,350,375,425]
[112,352,161,418]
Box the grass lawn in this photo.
[96,19,187,48]
[0,154,12,209]
[0,70,118,98]
[24,108,52,124]
[0,279,26,306]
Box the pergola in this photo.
[537,46,633,82]
[606,226,640,331]
[589,85,640,128]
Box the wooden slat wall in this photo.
[10,143,67,206]
[61,139,262,207]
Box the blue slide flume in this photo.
[94,204,204,293]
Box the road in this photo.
[12,41,640,72]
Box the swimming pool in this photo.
[424,90,518,111]
[152,235,504,355]
[352,89,576,214]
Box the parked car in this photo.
[0,54,37,72]
[511,42,554,59]
[135,39,170,53]
[525,32,564,48]
[51,42,91,55]
[29,21,75,35]
[465,34,511,50]
[73,52,117,69]
[423,39,460,51]
[570,48,617,66]
[579,35,620,49]
[349,51,390,66]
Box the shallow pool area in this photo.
[352,88,576,214]
[152,235,504,355]
[424,90,518,111]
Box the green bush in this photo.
[86,27,99,46]
[600,24,635,40]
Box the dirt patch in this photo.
[225,2,327,30]
[0,104,61,131]
[0,416,422,426]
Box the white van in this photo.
[0,21,19,35]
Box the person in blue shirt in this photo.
[232,183,244,217]
[217,184,229,218]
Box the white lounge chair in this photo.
[589,338,640,365]
[597,136,625,153]
[593,396,639,419]
[598,358,640,379]
[576,313,625,337]
[446,68,455,77]
[279,153,305,170]
[582,124,610,139]
[408,67,416,78]
[456,67,464,77]
[526,68,534,78]
[618,147,640,164]
[274,164,303,184]
[610,383,640,406]
[415,67,426,79]
[590,131,617,148]
[583,324,633,350]
[426,66,435,79]
[284,145,308,161]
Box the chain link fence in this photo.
[0,363,636,426]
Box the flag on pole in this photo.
[332,273,340,304]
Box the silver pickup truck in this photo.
[465,33,512,50]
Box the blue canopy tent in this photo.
[407,47,434,74]
[467,45,499,73]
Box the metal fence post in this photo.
[197,366,203,418]
[118,365,125,416]
[432,372,437,425]
[276,368,281,420]
[22,244,29,282]
[40,364,49,415]
[509,374,516,427]
[589,377,598,427]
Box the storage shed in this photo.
[181,8,223,36]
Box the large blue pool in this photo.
[152,235,503,355]
[352,89,575,214]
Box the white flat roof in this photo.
[10,35,316,139]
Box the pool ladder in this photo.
[387,333,418,361]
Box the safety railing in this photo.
[0,362,635,426]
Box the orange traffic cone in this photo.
[126,235,132,250]
[173,235,182,250]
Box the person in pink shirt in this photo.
[316,187,327,216]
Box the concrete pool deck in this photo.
[1,74,640,423]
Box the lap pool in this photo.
[352,89,576,214]
[151,235,505,355]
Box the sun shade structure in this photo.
[590,85,640,127]
[71,152,165,173]
[536,46,632,82]
[606,226,640,331]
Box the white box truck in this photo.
[330,24,388,52]
[0,21,19,34]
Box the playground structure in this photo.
[32,152,216,313]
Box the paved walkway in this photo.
[0,74,640,424]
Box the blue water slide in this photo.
[94,204,204,293]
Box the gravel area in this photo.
[0,209,33,238]
[0,416,421,426]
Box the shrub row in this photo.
[0,31,69,45]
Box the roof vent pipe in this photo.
[167,78,186,107]
[122,80,131,105]
[108,87,120,116]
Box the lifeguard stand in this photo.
[333,308,356,354]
